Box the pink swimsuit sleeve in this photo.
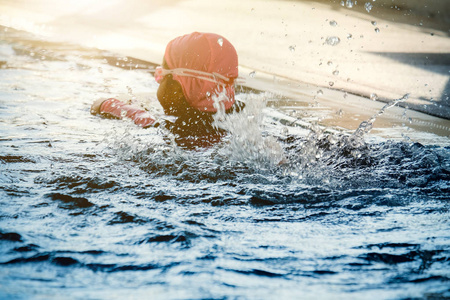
[100,98,157,128]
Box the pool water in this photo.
[1,26,449,299]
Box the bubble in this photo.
[289,45,296,52]
[249,71,256,78]
[217,38,223,46]
[325,36,340,46]
[329,20,337,27]
[365,2,373,12]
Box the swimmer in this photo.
[91,32,243,139]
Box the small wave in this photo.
[0,231,22,242]
[0,155,36,163]
[45,193,94,209]
[108,211,147,225]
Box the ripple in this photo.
[46,193,94,209]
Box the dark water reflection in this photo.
[1,26,449,299]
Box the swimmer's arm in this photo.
[91,98,158,128]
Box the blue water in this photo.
[1,26,449,299]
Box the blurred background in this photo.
[1,0,449,119]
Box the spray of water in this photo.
[212,92,285,169]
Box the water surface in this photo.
[1,26,449,299]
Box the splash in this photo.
[279,94,412,185]
[352,93,410,139]
[213,92,285,169]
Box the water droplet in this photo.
[365,2,373,12]
[325,36,341,46]
[329,81,335,87]
[329,20,337,27]
[217,38,223,47]
[340,0,345,6]
[370,93,378,101]
[374,27,380,33]
[123,57,128,62]
[371,21,377,26]
[289,45,296,52]
[317,89,324,95]
[430,32,435,36]
[206,91,211,97]
[249,71,256,78]
[30,52,35,57]
[127,86,133,95]
[343,92,348,98]
[333,70,339,76]
[327,61,333,66]
[347,33,353,39]
[346,0,354,8]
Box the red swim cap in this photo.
[164,32,238,112]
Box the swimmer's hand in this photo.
[90,98,107,115]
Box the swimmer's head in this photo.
[156,32,238,116]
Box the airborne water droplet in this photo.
[289,45,296,52]
[333,70,339,76]
[346,0,354,8]
[365,2,373,12]
[370,93,378,101]
[325,36,341,46]
[374,27,380,33]
[317,89,324,95]
[249,71,256,78]
[329,81,335,87]
[329,20,337,27]
[217,38,223,46]
[371,21,377,26]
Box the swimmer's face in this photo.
[157,75,189,116]
[156,59,191,117]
